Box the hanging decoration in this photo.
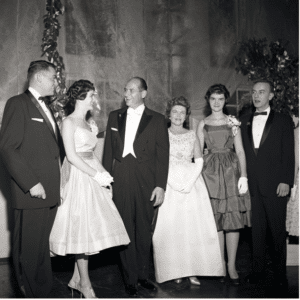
[41,0,68,124]
[235,38,299,118]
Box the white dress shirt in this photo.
[122,104,145,158]
[29,87,56,133]
[252,106,270,148]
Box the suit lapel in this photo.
[259,110,275,148]
[117,107,127,144]
[247,113,256,155]
[25,90,58,143]
[135,107,153,141]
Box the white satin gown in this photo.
[153,130,223,283]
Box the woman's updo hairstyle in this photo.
[165,96,191,129]
[204,84,230,103]
[203,84,230,116]
[64,79,95,116]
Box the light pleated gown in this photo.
[153,130,223,283]
[50,123,130,256]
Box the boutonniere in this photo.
[247,122,251,126]
[227,115,241,137]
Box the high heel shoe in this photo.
[68,280,79,298]
[189,276,201,285]
[174,278,183,284]
[227,265,240,286]
[229,277,240,285]
[77,285,98,298]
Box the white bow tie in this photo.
[127,107,143,116]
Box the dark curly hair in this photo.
[203,84,230,116]
[64,80,95,116]
[165,96,191,128]
[204,84,230,103]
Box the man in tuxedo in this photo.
[103,77,169,296]
[0,60,65,297]
[240,80,294,286]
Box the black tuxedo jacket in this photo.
[240,110,294,197]
[0,90,65,209]
[103,106,169,190]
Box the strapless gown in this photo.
[49,125,130,255]
[202,124,251,231]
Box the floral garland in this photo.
[41,0,68,124]
[235,38,299,118]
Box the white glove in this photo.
[194,157,204,173]
[238,177,248,195]
[93,171,114,187]
[181,157,204,193]
[290,184,297,200]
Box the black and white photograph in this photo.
[0,0,298,298]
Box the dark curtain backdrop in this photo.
[0,0,298,257]
[0,0,298,128]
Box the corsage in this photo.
[227,115,241,137]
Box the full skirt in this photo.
[49,157,130,256]
[153,174,223,283]
[202,151,251,231]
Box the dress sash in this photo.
[61,152,94,192]
[207,148,233,154]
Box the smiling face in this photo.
[83,90,98,110]
[124,79,147,109]
[252,82,274,111]
[170,105,187,127]
[208,93,226,112]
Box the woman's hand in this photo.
[93,171,114,187]
[238,177,248,195]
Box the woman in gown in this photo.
[286,124,299,237]
[153,96,223,285]
[49,80,130,298]
[197,84,251,285]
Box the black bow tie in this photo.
[38,96,50,106]
[254,111,267,116]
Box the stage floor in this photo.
[0,228,298,298]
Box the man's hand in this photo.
[150,187,165,207]
[276,183,290,197]
[29,183,46,199]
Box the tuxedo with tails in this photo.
[240,110,294,278]
[0,90,65,297]
[103,105,169,285]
